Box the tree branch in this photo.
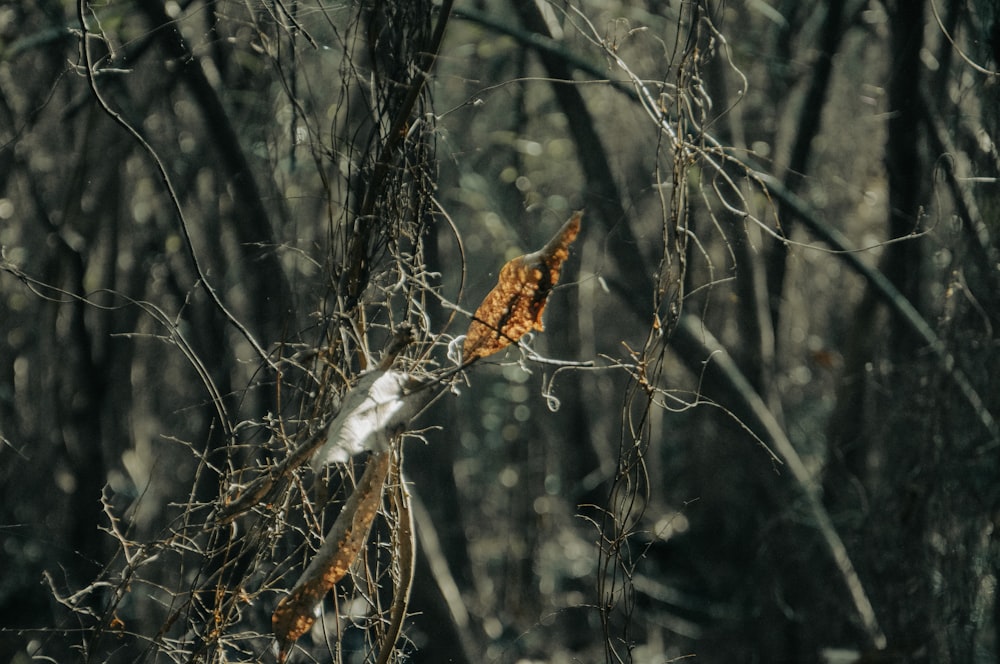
[750,168,1000,446]
[136,0,295,346]
[79,0,278,370]
[670,313,888,650]
[766,0,849,331]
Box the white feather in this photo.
[311,370,423,470]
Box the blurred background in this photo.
[1,1,999,662]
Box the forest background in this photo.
[2,0,1000,662]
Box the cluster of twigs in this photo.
[37,0,453,662]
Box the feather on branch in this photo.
[311,370,426,470]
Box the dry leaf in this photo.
[273,451,390,662]
[463,211,582,361]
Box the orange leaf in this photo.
[272,451,390,662]
[463,211,582,361]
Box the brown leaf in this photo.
[463,211,582,361]
[272,451,390,662]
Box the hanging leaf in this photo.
[463,211,582,361]
[272,450,391,663]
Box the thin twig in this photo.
[77,0,277,370]
[374,448,415,664]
